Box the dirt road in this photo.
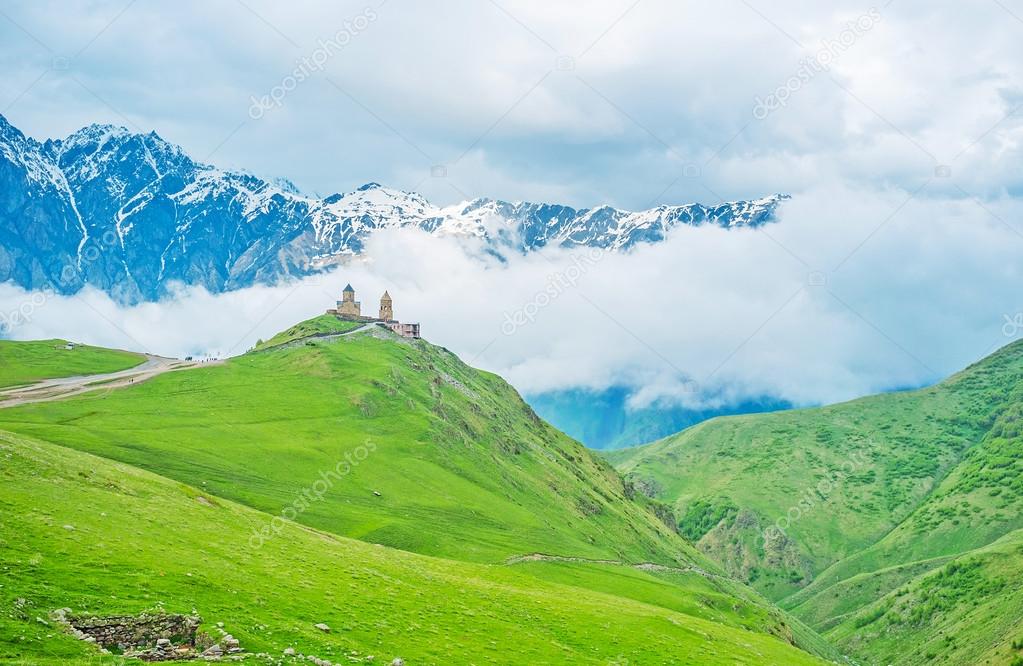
[0,355,218,408]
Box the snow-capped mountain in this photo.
[0,113,788,303]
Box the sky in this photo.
[4,0,1023,208]
[3,0,1023,411]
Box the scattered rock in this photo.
[146,636,178,661]
[284,647,296,656]
[49,607,71,623]
[391,659,405,666]
[202,644,224,657]
[62,524,75,531]
[314,623,331,633]
[372,491,381,497]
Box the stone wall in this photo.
[67,611,200,650]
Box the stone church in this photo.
[327,284,420,338]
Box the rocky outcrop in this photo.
[696,508,814,590]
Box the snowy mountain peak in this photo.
[56,123,132,153]
[0,113,788,303]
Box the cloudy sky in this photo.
[3,0,1023,410]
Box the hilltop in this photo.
[609,338,1023,665]
[0,321,836,664]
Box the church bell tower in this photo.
[379,291,393,321]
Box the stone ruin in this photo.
[52,609,241,661]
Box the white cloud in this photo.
[3,184,1022,409]
[3,1,1023,411]
[3,1,1023,207]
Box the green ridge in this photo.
[609,339,1023,664]
[0,340,143,389]
[253,314,364,350]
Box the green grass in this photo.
[0,319,838,663]
[608,338,1023,665]
[0,431,830,665]
[515,561,836,659]
[0,340,143,389]
[0,328,693,567]
[253,314,364,350]
[822,530,1023,665]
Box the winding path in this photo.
[253,323,381,353]
[504,552,731,581]
[0,355,218,408]
[0,324,384,409]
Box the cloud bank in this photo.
[3,184,1022,409]
[3,1,1023,411]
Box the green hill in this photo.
[0,430,829,665]
[0,325,692,566]
[608,339,1023,665]
[0,321,835,664]
[252,314,365,350]
[0,339,143,389]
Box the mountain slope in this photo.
[0,339,142,389]
[608,339,1023,665]
[0,431,830,665]
[821,528,1023,665]
[0,113,787,303]
[0,324,694,566]
[0,323,837,663]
